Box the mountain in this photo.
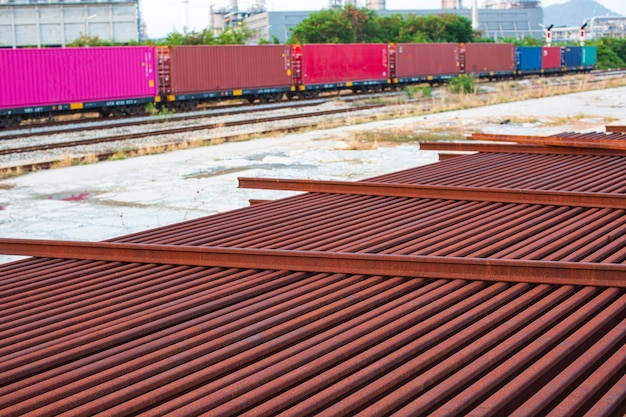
[543,0,621,27]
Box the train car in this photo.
[581,46,597,70]
[394,43,460,84]
[461,43,516,79]
[0,46,158,128]
[562,46,583,71]
[292,44,391,96]
[515,46,542,75]
[158,45,293,108]
[542,46,562,74]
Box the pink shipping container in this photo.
[542,46,562,70]
[462,43,515,76]
[0,46,158,111]
[161,45,292,96]
[395,43,460,81]
[295,44,390,86]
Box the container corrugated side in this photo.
[167,45,291,95]
[300,44,390,85]
[395,43,460,80]
[563,46,582,69]
[0,47,158,110]
[581,46,597,67]
[464,43,515,76]
[542,46,562,70]
[516,46,542,72]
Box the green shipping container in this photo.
[581,46,597,68]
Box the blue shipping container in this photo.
[562,46,582,69]
[515,46,542,73]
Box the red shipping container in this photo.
[463,43,515,76]
[164,45,292,95]
[542,46,561,70]
[396,43,461,79]
[0,46,157,111]
[297,44,390,85]
[395,43,460,79]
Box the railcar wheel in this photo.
[99,108,112,118]
[127,106,143,116]
[112,107,125,117]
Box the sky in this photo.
[140,0,626,38]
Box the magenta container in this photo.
[542,46,562,70]
[298,44,390,85]
[0,46,158,110]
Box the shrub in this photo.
[448,75,474,94]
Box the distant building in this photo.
[0,0,140,48]
[551,16,626,43]
[245,7,544,44]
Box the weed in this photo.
[448,75,475,94]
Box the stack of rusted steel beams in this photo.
[0,128,624,416]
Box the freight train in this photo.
[0,43,597,128]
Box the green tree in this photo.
[68,35,117,47]
[159,25,253,46]
[288,8,475,44]
[341,6,381,43]
[289,8,354,43]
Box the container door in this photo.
[291,44,303,86]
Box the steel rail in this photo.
[605,125,626,133]
[419,141,626,157]
[0,105,387,158]
[237,177,626,209]
[0,239,624,287]
[469,132,626,151]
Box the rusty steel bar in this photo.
[249,199,271,206]
[470,132,626,151]
[237,177,626,210]
[606,125,626,133]
[437,153,469,161]
[419,141,626,157]
[0,239,624,287]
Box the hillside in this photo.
[543,0,620,27]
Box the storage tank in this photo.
[442,0,462,9]
[368,0,386,10]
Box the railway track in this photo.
[0,102,392,173]
[2,71,624,175]
[4,69,619,137]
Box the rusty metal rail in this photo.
[419,141,626,157]
[238,177,626,209]
[0,238,624,287]
[470,132,626,151]
[1,129,626,416]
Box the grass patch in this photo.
[345,126,466,147]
